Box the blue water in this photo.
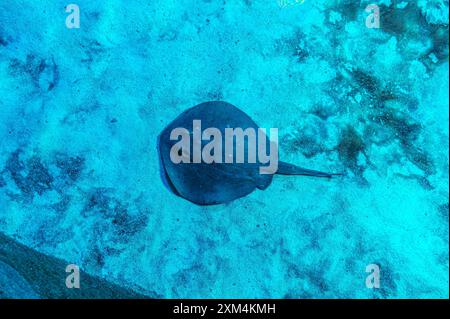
[0,0,448,298]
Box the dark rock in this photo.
[55,154,85,181]
[337,126,365,167]
[0,232,148,299]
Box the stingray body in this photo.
[158,101,337,205]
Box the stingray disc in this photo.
[158,101,273,205]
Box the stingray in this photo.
[158,101,340,205]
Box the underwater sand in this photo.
[0,0,448,298]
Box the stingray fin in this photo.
[276,161,341,178]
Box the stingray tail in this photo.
[276,161,342,178]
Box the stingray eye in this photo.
[178,149,182,156]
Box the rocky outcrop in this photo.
[0,233,147,299]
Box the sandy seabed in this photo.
[0,0,448,298]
